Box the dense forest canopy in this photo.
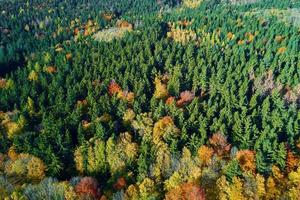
[0,0,300,199]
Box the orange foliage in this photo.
[0,78,7,89]
[236,150,256,173]
[117,91,135,103]
[108,80,122,96]
[113,177,127,190]
[45,66,57,74]
[166,96,175,105]
[84,29,90,36]
[66,53,72,60]
[75,177,99,198]
[116,20,133,30]
[266,177,280,199]
[278,47,287,54]
[165,182,206,200]
[198,145,214,166]
[178,19,193,27]
[237,40,244,45]
[99,195,108,200]
[286,151,299,172]
[209,132,231,156]
[176,91,195,107]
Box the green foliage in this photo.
[0,0,300,199]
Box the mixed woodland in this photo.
[0,0,300,199]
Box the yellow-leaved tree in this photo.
[4,153,46,181]
[106,132,138,175]
[183,0,203,8]
[74,138,107,175]
[153,116,180,145]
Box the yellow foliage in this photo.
[266,177,280,199]
[4,115,25,139]
[93,26,131,42]
[28,70,38,81]
[153,116,180,144]
[98,113,112,122]
[62,184,78,200]
[255,174,266,198]
[183,0,203,8]
[131,113,153,139]
[275,35,284,43]
[8,146,18,161]
[106,133,138,175]
[138,178,157,198]
[288,166,300,185]
[27,156,46,180]
[167,24,197,44]
[153,77,168,99]
[74,138,107,175]
[123,109,136,126]
[26,97,36,116]
[217,176,247,200]
[179,147,201,182]
[227,32,235,40]
[152,142,172,180]
[287,165,300,198]
[5,153,46,181]
[164,172,183,191]
[74,147,84,174]
[272,165,284,181]
[126,184,139,200]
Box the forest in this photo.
[0,0,300,199]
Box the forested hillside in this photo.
[0,0,300,199]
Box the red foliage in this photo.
[113,177,127,190]
[176,91,195,107]
[108,80,122,96]
[166,96,175,105]
[165,183,206,200]
[75,177,99,198]
[209,132,231,156]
